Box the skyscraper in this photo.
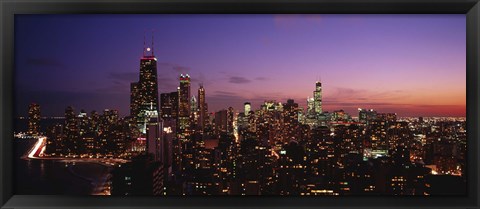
[190,95,198,129]
[160,92,179,120]
[131,34,159,134]
[178,74,191,137]
[283,99,300,141]
[313,81,322,114]
[146,103,164,162]
[244,102,251,116]
[64,106,79,155]
[215,109,228,134]
[198,84,207,132]
[130,82,140,117]
[28,103,40,136]
[227,107,234,134]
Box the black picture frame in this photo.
[1,0,479,208]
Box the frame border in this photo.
[1,0,479,208]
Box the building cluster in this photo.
[26,39,466,196]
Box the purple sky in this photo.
[15,14,466,117]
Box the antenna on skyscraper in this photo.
[151,29,155,56]
[143,31,146,57]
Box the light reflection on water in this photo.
[39,160,45,180]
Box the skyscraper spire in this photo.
[143,31,146,57]
[151,30,155,56]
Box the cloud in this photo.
[158,62,191,73]
[326,87,410,103]
[229,76,251,84]
[323,101,407,107]
[213,90,238,96]
[173,65,190,73]
[26,58,66,69]
[108,72,137,82]
[332,87,367,97]
[207,91,269,112]
[157,76,178,92]
[255,77,268,81]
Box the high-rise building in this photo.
[313,81,322,114]
[146,103,164,162]
[215,109,228,134]
[283,99,300,141]
[64,106,79,155]
[160,92,179,120]
[111,154,164,196]
[131,34,159,134]
[244,102,251,116]
[190,96,198,127]
[358,108,377,124]
[28,103,41,136]
[306,97,315,116]
[45,124,63,155]
[190,96,198,113]
[130,82,140,117]
[198,85,207,132]
[178,74,191,137]
[227,107,234,134]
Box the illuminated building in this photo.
[358,108,377,124]
[78,110,90,154]
[190,95,198,128]
[307,97,315,115]
[160,91,179,120]
[130,82,139,117]
[244,102,251,116]
[377,113,397,124]
[162,119,176,180]
[28,103,41,136]
[283,99,300,141]
[131,34,159,134]
[100,109,125,156]
[198,85,207,132]
[146,103,164,162]
[331,109,350,121]
[45,124,64,155]
[313,81,322,114]
[227,107,234,134]
[215,109,228,134]
[64,106,79,155]
[178,74,191,137]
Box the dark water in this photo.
[14,139,108,195]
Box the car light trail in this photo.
[28,137,45,159]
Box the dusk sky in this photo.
[15,14,466,117]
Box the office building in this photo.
[28,103,41,136]
[131,34,159,134]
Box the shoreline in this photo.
[19,137,117,195]
[66,162,113,195]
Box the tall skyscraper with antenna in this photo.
[131,31,159,134]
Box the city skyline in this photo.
[15,14,466,117]
[14,14,467,196]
